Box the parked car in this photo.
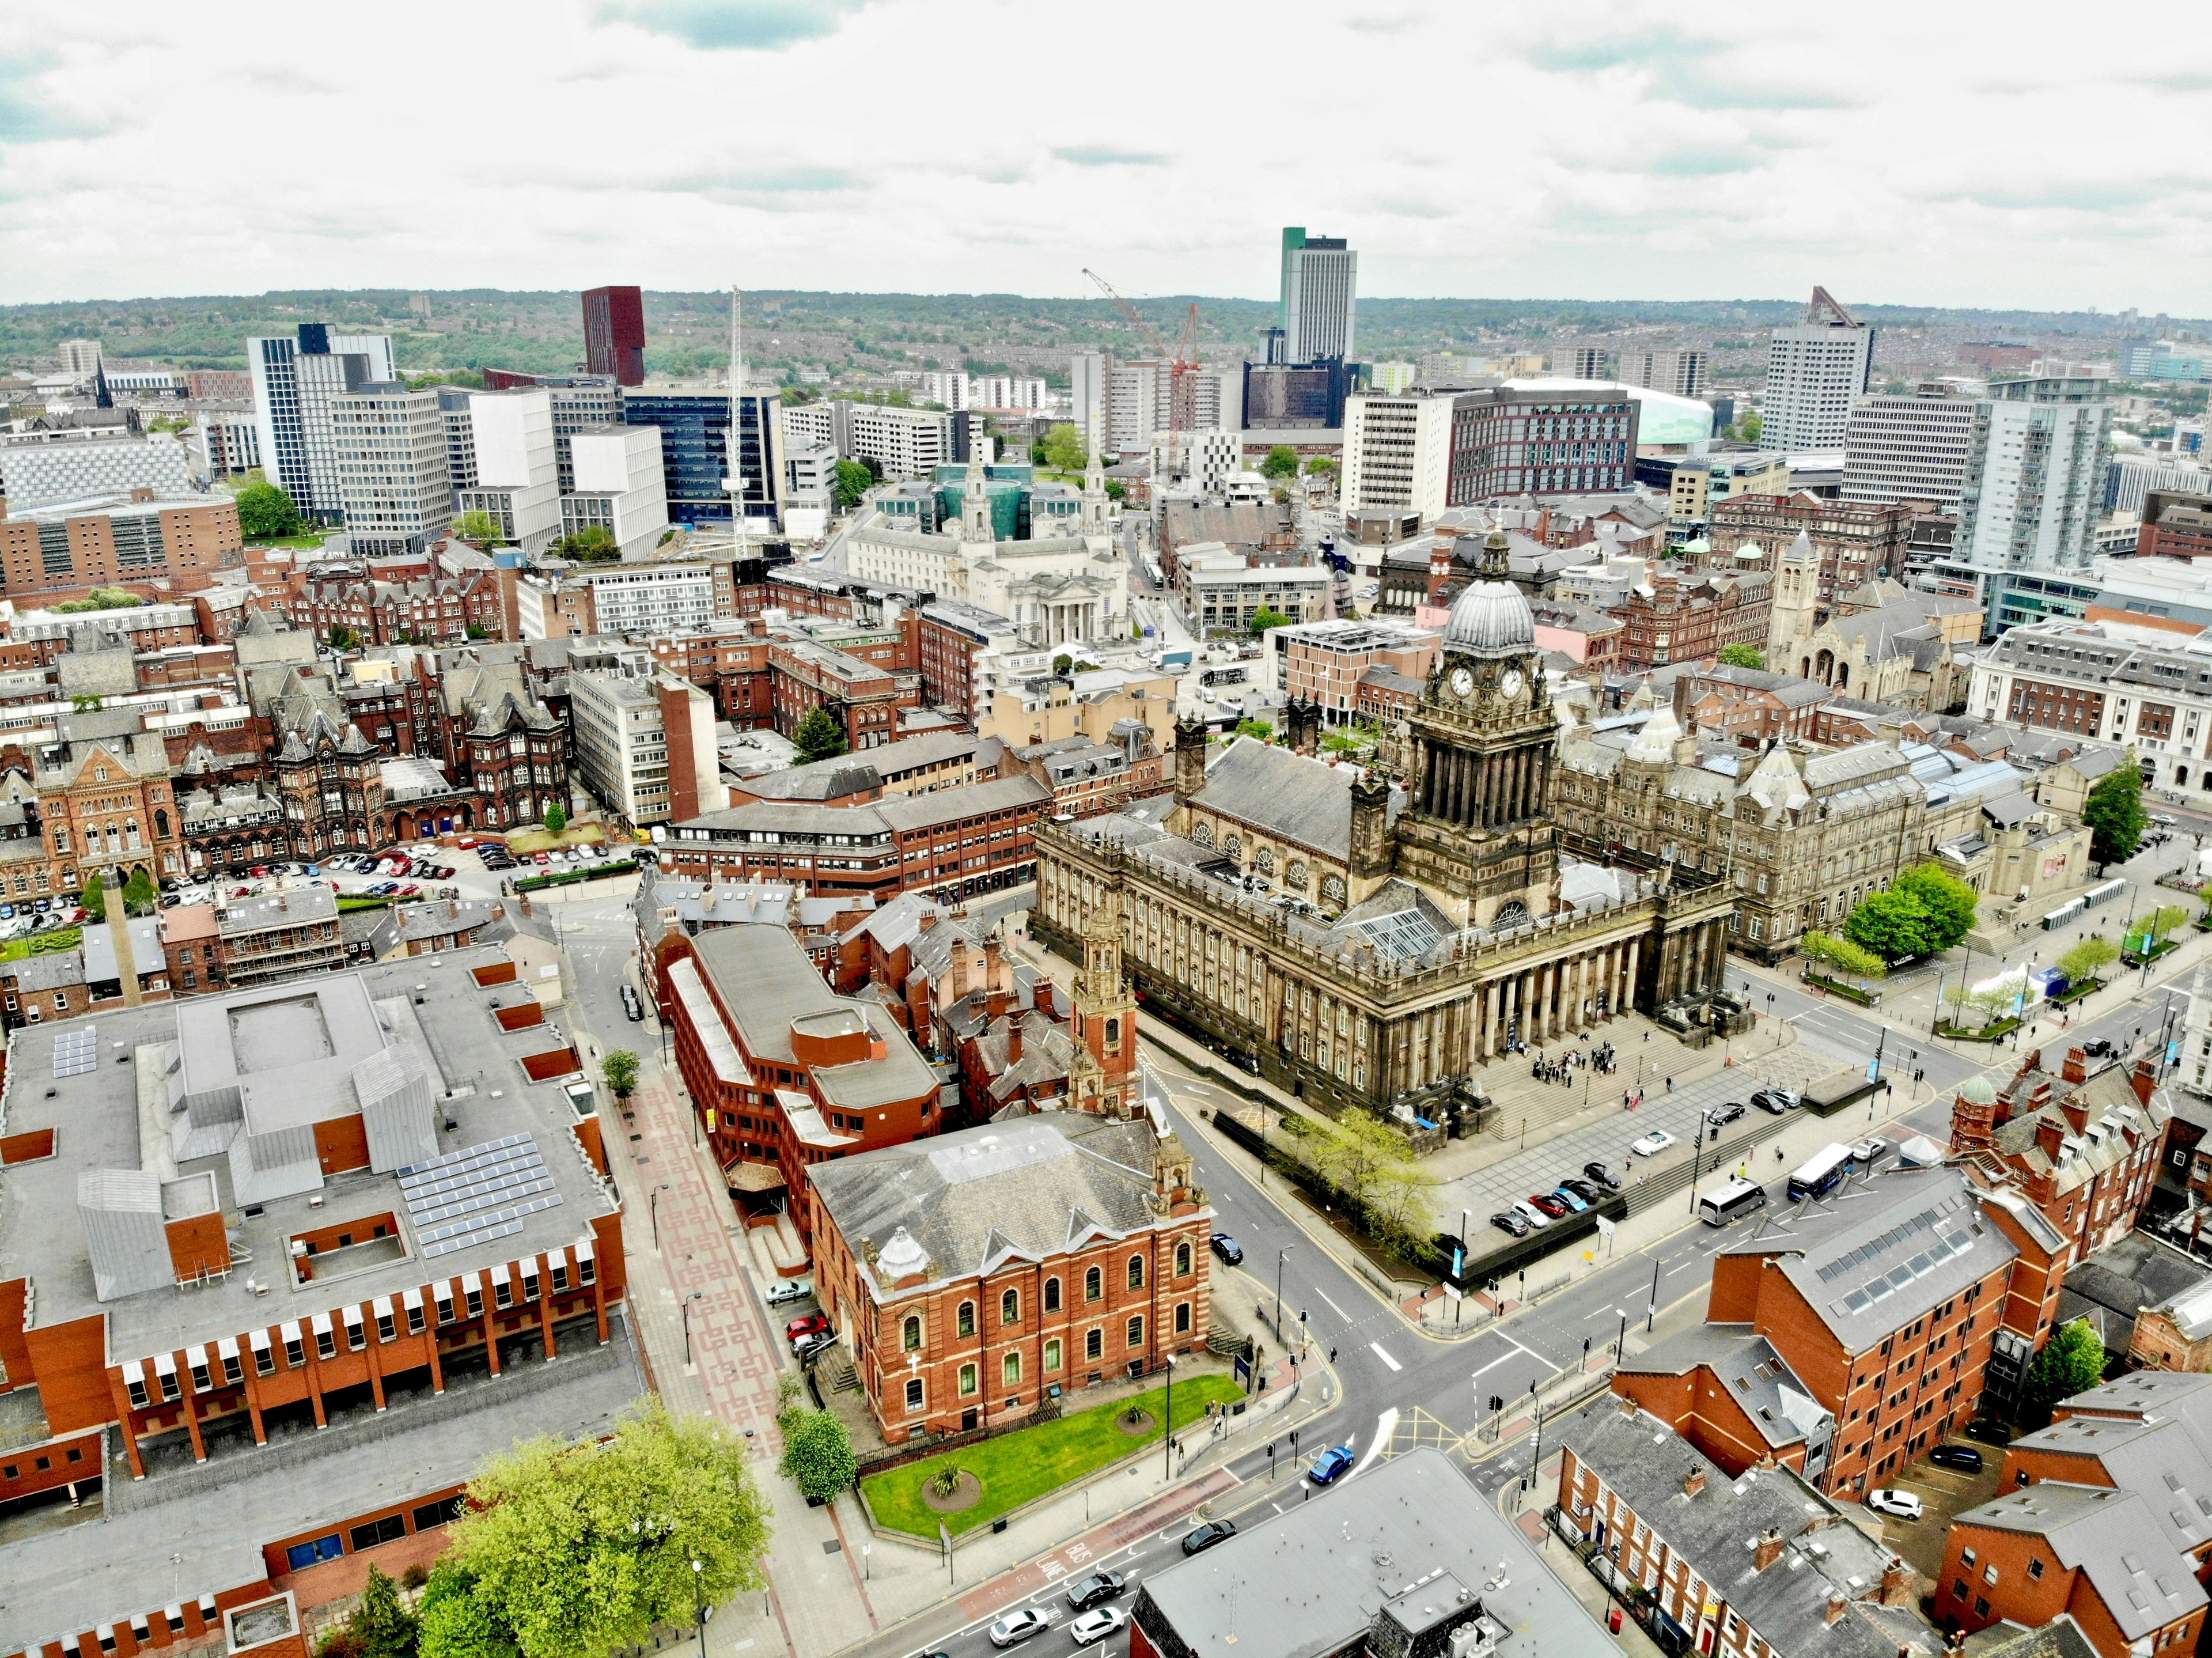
[1210,1232,1243,1265]
[988,1610,1051,1648]
[1708,1102,1745,1128]
[1308,1445,1355,1486]
[1547,1186,1589,1213]
[1583,1161,1622,1190]
[1751,1088,1801,1114]
[1850,1137,1891,1166]
[1180,1520,1237,1555]
[1963,1419,2012,1447]
[1631,1130,1678,1157]
[1490,1211,1531,1238]
[1509,1200,1553,1230]
[1560,1178,1605,1205]
[1064,1572,1126,1611]
[1930,1445,1984,1473]
[622,984,645,1021]
[763,1278,812,1307]
[1069,1609,1126,1648]
[793,1331,837,1363]
[1866,1490,1923,1520]
[1527,1193,1571,1218]
[785,1313,830,1344]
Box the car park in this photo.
[1180,1520,1236,1555]
[1866,1490,1923,1520]
[1631,1130,1678,1157]
[988,1610,1051,1648]
[1930,1444,1984,1472]
[1850,1137,1891,1166]
[1064,1572,1126,1611]
[1490,1211,1531,1237]
[1510,1200,1553,1229]
[1527,1193,1570,1218]
[1583,1161,1622,1190]
[785,1313,830,1344]
[1069,1609,1126,1647]
[1210,1232,1243,1265]
[1308,1445,1355,1485]
[764,1279,813,1307]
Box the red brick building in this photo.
[1609,568,1772,672]
[1672,664,1834,747]
[1709,497,1915,616]
[770,637,919,752]
[807,1114,1213,1436]
[2139,491,2212,561]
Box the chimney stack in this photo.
[1755,1528,1785,1572]
[1006,1018,1024,1068]
[1880,1560,1915,1607]
[2062,1046,2088,1084]
[1824,1593,1848,1627]
[1683,1467,1707,1498]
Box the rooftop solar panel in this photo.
[397,1134,562,1256]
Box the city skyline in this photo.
[6,1,2210,312]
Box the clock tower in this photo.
[1393,529,1558,928]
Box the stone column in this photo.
[1624,938,1643,1013]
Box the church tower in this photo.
[1081,446,1110,533]
[1069,896,1139,1116]
[1393,531,1559,929]
[1766,531,1819,664]
[959,453,995,544]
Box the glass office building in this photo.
[622,389,782,526]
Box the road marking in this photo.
[1348,1409,1399,1480]
[1369,1342,1402,1372]
[1315,1288,1348,1319]
[1471,1350,1521,1377]
[1498,1332,1557,1369]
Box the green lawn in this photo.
[0,928,81,961]
[245,534,330,550]
[862,1372,1243,1538]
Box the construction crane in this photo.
[1082,268,1203,471]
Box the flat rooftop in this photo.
[0,947,616,1359]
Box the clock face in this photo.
[1501,668,1525,698]
[1449,667,1474,696]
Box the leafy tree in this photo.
[122,868,158,917]
[1800,929,1886,979]
[2022,1319,2106,1426]
[543,802,567,834]
[329,625,362,650]
[54,587,146,613]
[552,525,618,561]
[2131,904,2191,953]
[1736,412,1763,444]
[1841,887,1936,963]
[1041,423,1088,473]
[2083,763,2147,868]
[466,622,493,639]
[1716,643,1765,669]
[831,459,873,511]
[454,510,508,550]
[1321,730,1365,755]
[601,1049,639,1101]
[416,1565,514,1658]
[1052,653,1075,676]
[1258,445,1301,481]
[435,1402,769,1658]
[2056,935,2119,986]
[791,706,849,764]
[349,1565,421,1658]
[778,1406,858,1504]
[236,479,305,540]
[1304,456,1339,487]
[1893,863,1980,953]
[1249,606,1294,635]
[1233,718,1274,742]
[80,876,107,922]
[1104,479,1126,501]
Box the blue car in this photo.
[1550,1186,1589,1213]
[1308,1445,1355,1486]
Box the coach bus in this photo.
[1698,1178,1770,1227]
[1786,1143,1854,1202]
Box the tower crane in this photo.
[1082,268,1204,474]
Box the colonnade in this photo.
[1416,740,1547,830]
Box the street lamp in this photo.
[683,1290,703,1366]
[1617,1308,1630,1365]
[652,1182,670,1252]
[1275,1244,1296,1342]
[691,1559,707,1658]
[1687,1108,1713,1216]
[1162,1355,1177,1479]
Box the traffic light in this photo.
[1490,1394,1504,1413]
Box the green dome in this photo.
[1957,1076,1997,1104]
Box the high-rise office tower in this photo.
[1840,381,1979,509]
[457,389,562,555]
[1618,349,1709,399]
[1955,378,2112,577]
[328,381,452,554]
[57,339,103,382]
[1280,228,1357,363]
[248,323,397,521]
[1759,287,1873,453]
[1071,351,1109,460]
[582,286,646,386]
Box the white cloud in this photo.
[2,0,2208,311]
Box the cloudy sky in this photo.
[5,0,2207,312]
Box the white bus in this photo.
[1787,1143,1854,1202]
[1699,1178,1769,1227]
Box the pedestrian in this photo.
[1776,1145,1785,1163]
[1330,1346,1338,1364]
[1666,1076,1674,1093]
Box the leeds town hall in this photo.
[1033,546,1738,1117]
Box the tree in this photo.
[1233,718,1274,742]
[1052,653,1075,676]
[1893,864,1980,953]
[329,625,362,650]
[349,1566,420,1658]
[543,802,567,834]
[2131,904,2191,955]
[122,868,158,917]
[1841,887,1937,963]
[778,1407,858,1504]
[1041,423,1087,473]
[1736,412,1763,444]
[2083,763,2147,868]
[1104,479,1126,502]
[236,479,305,540]
[1258,445,1301,481]
[2022,1319,2106,1426]
[1716,643,1765,669]
[831,459,873,512]
[791,706,849,764]
[453,510,508,550]
[552,526,618,561]
[601,1049,639,1102]
[423,1402,769,1658]
[1249,606,1294,635]
[79,875,107,922]
[1304,456,1339,489]
[2056,934,2119,986]
[1800,929,1886,980]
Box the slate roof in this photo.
[809,1114,1181,1292]
[1613,1323,1833,1453]
[1956,1483,2207,1640]
[2002,1410,2212,1564]
[1187,737,1401,860]
[1959,1615,2103,1658]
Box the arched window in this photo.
[1001,1288,1020,1326]
[1126,1315,1145,1349]
[958,1363,978,1396]
[1002,1352,1021,1387]
[902,1315,922,1352]
[1105,1016,1120,1050]
[1085,1266,1103,1302]
[1127,1254,1145,1290]
[1044,1275,1062,1312]
[1224,834,1242,857]
[1044,1338,1063,1372]
[154,809,170,839]
[957,1300,976,1338]
[1191,821,1214,848]
[1255,847,1275,875]
[1321,875,1346,906]
[1175,1241,1192,1277]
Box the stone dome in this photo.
[1957,1075,1997,1104]
[1443,580,1536,657]
[876,1225,927,1281]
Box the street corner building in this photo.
[0,950,637,1658]
[1033,536,1739,1121]
[1128,1445,1618,1658]
[806,1114,1212,1437]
